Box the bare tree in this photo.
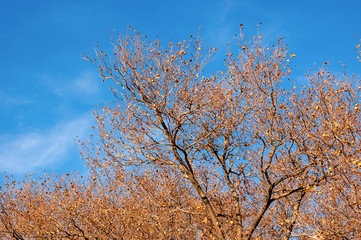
[83,28,361,239]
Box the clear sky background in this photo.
[1,0,360,177]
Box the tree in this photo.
[1,28,361,239]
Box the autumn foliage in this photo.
[1,28,361,239]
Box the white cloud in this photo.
[69,72,100,95]
[0,92,33,109]
[42,71,100,97]
[0,115,92,173]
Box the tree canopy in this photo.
[1,28,361,239]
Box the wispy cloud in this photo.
[0,115,92,173]
[42,71,100,97]
[71,72,100,95]
[0,92,33,109]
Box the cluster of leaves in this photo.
[0,168,214,239]
[1,28,361,239]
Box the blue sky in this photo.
[1,0,360,177]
